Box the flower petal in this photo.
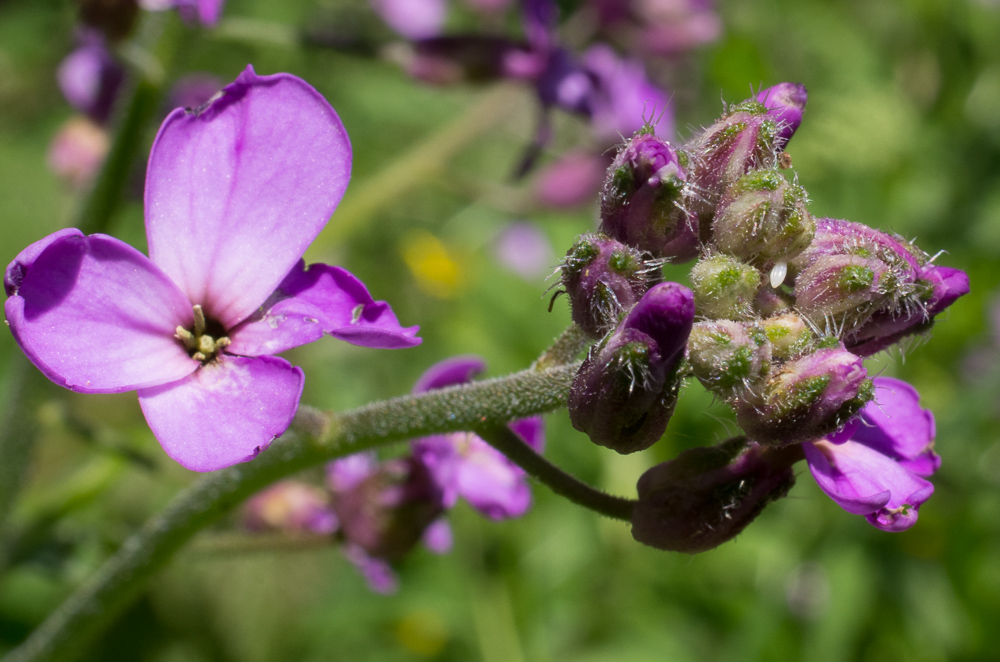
[509,416,545,452]
[853,377,939,476]
[804,439,933,528]
[412,355,486,393]
[342,544,399,594]
[137,354,303,472]
[421,518,453,554]
[144,66,351,329]
[454,435,532,520]
[228,262,420,355]
[6,232,197,393]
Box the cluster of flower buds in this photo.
[556,81,968,550]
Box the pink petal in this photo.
[411,355,485,393]
[6,232,197,393]
[852,377,938,474]
[804,439,934,526]
[342,544,399,594]
[455,436,532,520]
[228,261,420,356]
[137,354,303,472]
[421,518,453,554]
[144,66,351,329]
[372,0,446,39]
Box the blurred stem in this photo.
[475,425,636,521]
[4,363,578,662]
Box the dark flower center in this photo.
[174,304,230,364]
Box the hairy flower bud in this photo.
[568,282,694,453]
[600,131,698,261]
[761,313,815,361]
[560,233,657,337]
[756,83,807,150]
[687,320,771,398]
[690,254,761,320]
[711,168,814,264]
[332,456,445,561]
[631,437,798,553]
[686,99,781,227]
[736,346,872,445]
[845,264,970,356]
[794,254,892,329]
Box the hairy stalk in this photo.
[531,325,592,372]
[475,425,636,521]
[3,364,581,662]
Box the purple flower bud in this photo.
[845,264,970,356]
[711,168,814,264]
[686,99,781,224]
[793,253,892,329]
[754,284,793,317]
[57,38,124,125]
[331,455,445,561]
[690,254,761,320]
[244,481,338,534]
[761,313,815,361]
[560,233,657,337]
[736,346,872,445]
[599,132,698,261]
[631,437,798,553]
[791,218,923,281]
[568,282,694,454]
[756,83,807,150]
[687,320,771,398]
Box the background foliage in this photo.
[1,0,999,660]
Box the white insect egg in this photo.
[769,261,788,289]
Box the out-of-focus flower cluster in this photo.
[556,83,968,549]
[243,356,544,592]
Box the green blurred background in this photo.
[2,0,1000,660]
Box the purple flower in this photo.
[492,221,554,280]
[5,66,420,472]
[167,73,224,111]
[412,356,546,520]
[803,376,938,532]
[756,82,807,150]
[244,481,338,534]
[141,0,226,27]
[581,44,674,141]
[47,117,109,189]
[57,35,124,125]
[372,0,446,39]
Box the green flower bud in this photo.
[690,254,762,320]
[761,313,815,361]
[688,320,771,398]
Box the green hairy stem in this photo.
[4,361,635,662]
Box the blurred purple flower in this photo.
[57,34,124,125]
[244,481,338,534]
[412,356,546,520]
[5,66,420,472]
[140,0,226,26]
[533,150,608,208]
[582,44,673,141]
[372,0,447,39]
[168,73,224,111]
[493,222,554,280]
[803,376,938,532]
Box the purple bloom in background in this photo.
[372,0,447,39]
[493,221,554,280]
[168,73,224,111]
[244,481,338,534]
[534,150,608,208]
[141,0,226,26]
[803,377,938,532]
[582,44,673,141]
[412,356,546,520]
[47,117,109,189]
[5,66,420,472]
[57,33,124,125]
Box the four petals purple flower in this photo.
[4,66,420,472]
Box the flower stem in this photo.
[3,364,577,662]
[474,425,636,521]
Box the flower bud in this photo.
[332,456,445,561]
[686,99,781,224]
[793,254,892,330]
[761,313,815,361]
[711,168,814,264]
[599,131,698,262]
[754,285,793,317]
[568,282,694,453]
[845,265,970,356]
[756,83,807,150]
[736,346,873,445]
[560,233,656,337]
[631,437,798,553]
[791,218,922,285]
[689,254,761,320]
[687,320,771,398]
